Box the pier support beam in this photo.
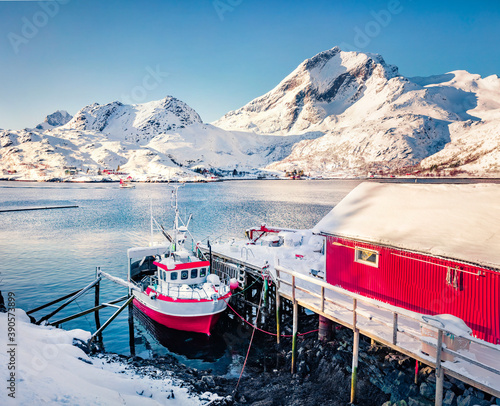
[291,300,298,374]
[94,271,101,342]
[318,315,333,341]
[128,301,135,356]
[435,330,444,406]
[276,292,281,344]
[350,299,359,404]
[263,278,269,308]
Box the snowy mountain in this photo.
[415,71,500,175]
[63,96,203,144]
[1,47,500,181]
[35,110,73,131]
[0,97,312,181]
[215,47,500,176]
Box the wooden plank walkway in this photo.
[275,265,500,399]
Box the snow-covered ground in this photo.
[0,310,219,405]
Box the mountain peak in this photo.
[214,46,400,134]
[63,96,202,143]
[35,110,73,131]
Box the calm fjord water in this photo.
[0,180,360,370]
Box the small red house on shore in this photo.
[313,182,500,345]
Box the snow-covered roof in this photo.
[313,182,500,270]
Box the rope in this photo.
[230,278,259,298]
[74,298,94,331]
[224,299,319,338]
[234,286,263,393]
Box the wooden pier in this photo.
[203,246,500,405]
[26,268,135,353]
[26,246,500,405]
[0,205,79,212]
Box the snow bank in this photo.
[0,310,217,405]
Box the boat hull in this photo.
[132,291,229,335]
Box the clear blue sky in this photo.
[1,0,499,130]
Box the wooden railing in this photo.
[274,265,500,404]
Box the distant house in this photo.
[313,182,500,344]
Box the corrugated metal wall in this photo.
[325,236,500,345]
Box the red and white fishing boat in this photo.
[127,186,236,335]
[120,176,135,188]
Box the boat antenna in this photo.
[150,196,153,246]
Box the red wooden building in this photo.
[313,182,500,345]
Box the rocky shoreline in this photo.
[91,314,499,406]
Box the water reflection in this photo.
[133,306,227,361]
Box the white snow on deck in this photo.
[313,182,500,270]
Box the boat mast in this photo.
[150,197,154,246]
[172,184,180,250]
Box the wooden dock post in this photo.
[350,299,359,404]
[263,278,269,308]
[276,292,281,344]
[94,268,101,342]
[435,329,444,406]
[291,275,298,374]
[128,301,135,356]
[90,296,134,343]
[291,300,298,374]
[415,360,419,385]
[318,315,333,341]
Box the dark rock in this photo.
[297,360,310,376]
[408,397,433,406]
[457,395,486,406]
[251,400,273,406]
[443,390,456,406]
[77,356,93,365]
[443,380,453,390]
[73,338,91,354]
[419,383,435,400]
[201,375,215,388]
[408,384,419,398]
[474,389,485,400]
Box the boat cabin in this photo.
[313,182,500,345]
[154,258,211,286]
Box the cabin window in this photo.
[191,269,198,279]
[446,267,462,291]
[200,268,207,277]
[181,270,189,280]
[355,247,379,267]
[170,272,178,281]
[161,271,165,281]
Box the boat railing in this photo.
[139,267,231,300]
[163,283,207,301]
